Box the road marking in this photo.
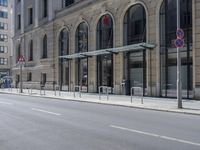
[0,102,13,105]
[31,108,62,116]
[110,125,200,147]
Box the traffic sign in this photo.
[176,28,184,39]
[175,38,184,48]
[18,55,25,63]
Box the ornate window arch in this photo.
[58,28,70,91]
[75,22,89,92]
[96,14,114,88]
[123,4,147,95]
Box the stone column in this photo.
[113,16,123,95]
[21,0,24,34]
[48,0,53,21]
[35,0,39,27]
[146,3,158,97]
[194,0,200,99]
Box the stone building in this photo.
[0,0,13,78]
[12,0,200,99]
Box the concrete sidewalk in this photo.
[0,88,200,115]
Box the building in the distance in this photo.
[11,0,200,99]
[0,0,12,78]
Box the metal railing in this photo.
[74,85,81,98]
[54,85,61,96]
[9,84,15,93]
[27,85,33,95]
[40,85,46,95]
[99,86,110,101]
[131,87,143,104]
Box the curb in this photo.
[0,91,200,116]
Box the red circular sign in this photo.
[175,38,184,48]
[18,55,25,62]
[176,28,184,39]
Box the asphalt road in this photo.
[0,94,200,150]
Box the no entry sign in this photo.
[176,28,184,39]
[175,38,184,48]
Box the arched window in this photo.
[97,14,113,49]
[124,4,146,45]
[42,35,47,58]
[160,0,193,98]
[123,4,147,95]
[75,22,88,92]
[59,28,69,91]
[76,22,88,53]
[59,29,69,56]
[97,14,113,89]
[29,40,33,61]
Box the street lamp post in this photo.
[177,0,182,108]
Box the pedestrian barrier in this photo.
[54,85,61,96]
[131,87,143,104]
[9,84,15,93]
[74,85,81,98]
[28,85,33,95]
[99,86,110,100]
[40,85,46,95]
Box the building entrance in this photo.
[127,50,146,95]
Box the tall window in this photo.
[76,22,88,92]
[29,40,33,61]
[0,0,8,6]
[0,34,8,41]
[27,72,32,81]
[28,8,33,25]
[43,0,48,18]
[123,4,147,95]
[0,22,8,30]
[0,10,8,18]
[42,35,47,58]
[160,0,193,98]
[97,14,113,89]
[17,14,21,30]
[63,0,74,7]
[41,73,47,85]
[59,28,69,91]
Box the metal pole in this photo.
[99,86,101,100]
[107,87,109,101]
[20,63,23,93]
[177,0,182,108]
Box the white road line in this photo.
[31,108,62,116]
[110,125,200,147]
[0,102,13,105]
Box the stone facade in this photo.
[12,0,200,99]
[0,0,13,78]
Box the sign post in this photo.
[18,55,25,93]
[176,0,182,109]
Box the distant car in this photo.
[0,76,13,88]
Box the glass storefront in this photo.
[97,14,113,91]
[123,4,147,95]
[75,22,88,92]
[59,28,70,91]
[160,0,193,98]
